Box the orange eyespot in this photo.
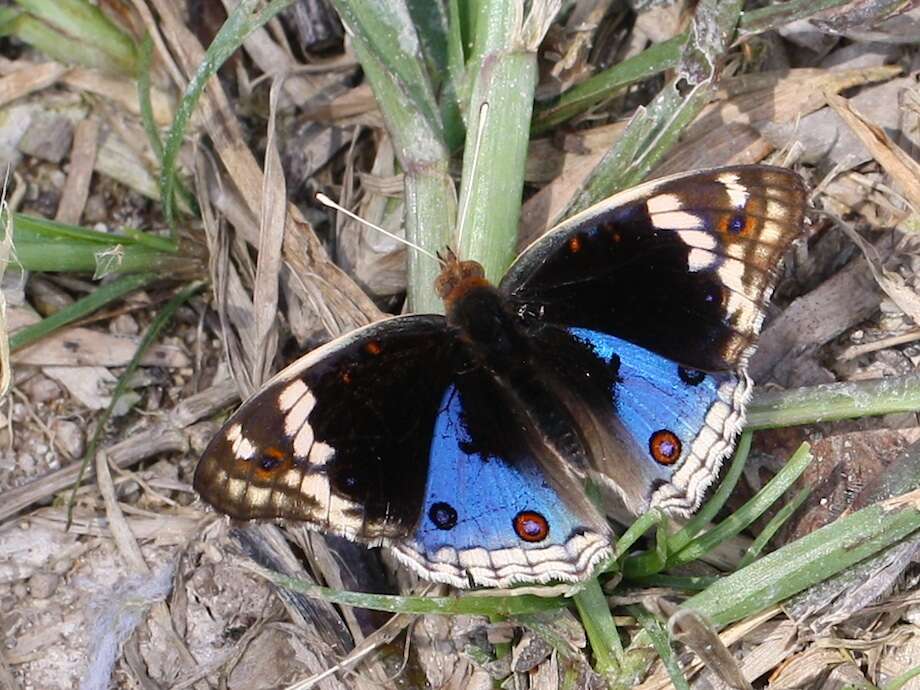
[649,430,682,465]
[365,341,382,356]
[514,511,549,543]
[255,448,289,476]
[719,213,756,236]
[568,236,582,253]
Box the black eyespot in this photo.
[702,281,723,304]
[429,502,458,530]
[678,366,705,386]
[608,353,621,378]
[728,215,745,234]
[342,474,358,489]
[258,455,282,471]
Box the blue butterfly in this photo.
[195,165,806,588]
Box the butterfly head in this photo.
[434,248,490,307]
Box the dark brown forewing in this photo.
[501,166,807,372]
[194,315,453,542]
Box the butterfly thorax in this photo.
[436,256,524,363]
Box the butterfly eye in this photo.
[649,430,682,465]
[429,502,458,530]
[513,511,549,543]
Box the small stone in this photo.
[188,421,221,456]
[29,573,60,599]
[23,375,63,404]
[51,559,73,576]
[52,419,85,459]
[109,314,139,336]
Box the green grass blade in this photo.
[245,560,568,616]
[671,430,753,553]
[565,0,743,216]
[737,486,811,569]
[3,12,124,74]
[67,281,206,528]
[532,35,686,134]
[630,605,690,690]
[666,443,813,570]
[682,489,920,627]
[883,665,920,690]
[136,33,163,161]
[160,0,294,232]
[9,272,157,352]
[573,578,623,678]
[14,0,137,74]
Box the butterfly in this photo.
[194,165,807,588]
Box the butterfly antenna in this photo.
[316,192,441,266]
[455,101,490,253]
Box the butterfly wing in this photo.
[196,315,612,586]
[394,368,612,588]
[502,166,806,514]
[195,315,454,540]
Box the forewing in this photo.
[194,315,453,542]
[501,166,807,372]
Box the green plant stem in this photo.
[331,0,454,314]
[682,488,920,628]
[9,272,158,351]
[247,561,567,616]
[9,241,192,274]
[746,374,920,429]
[12,212,166,246]
[454,1,552,281]
[572,578,623,678]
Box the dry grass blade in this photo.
[149,0,380,342]
[0,59,66,107]
[251,77,287,387]
[825,89,920,213]
[55,117,99,225]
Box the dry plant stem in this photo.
[94,446,203,682]
[455,1,558,281]
[151,0,379,333]
[0,380,238,522]
[331,0,454,314]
